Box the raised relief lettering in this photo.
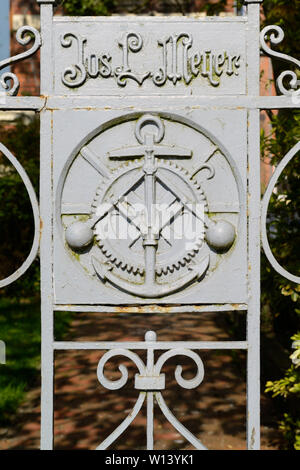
[182,34,193,84]
[152,37,169,86]
[86,53,112,79]
[115,32,150,86]
[60,31,242,89]
[61,33,87,87]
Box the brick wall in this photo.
[10,0,64,96]
[10,0,41,96]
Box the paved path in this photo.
[0,311,282,450]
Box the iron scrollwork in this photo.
[0,26,41,96]
[260,25,300,96]
[96,330,207,450]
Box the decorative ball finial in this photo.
[65,221,94,250]
[205,219,236,251]
[145,331,157,342]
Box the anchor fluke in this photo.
[92,254,209,298]
[92,257,113,283]
[188,255,210,279]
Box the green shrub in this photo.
[265,334,300,450]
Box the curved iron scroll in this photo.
[260,25,300,96]
[0,143,40,288]
[96,331,207,450]
[0,26,41,96]
[261,142,300,284]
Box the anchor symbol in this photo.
[65,114,210,298]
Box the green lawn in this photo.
[0,298,71,424]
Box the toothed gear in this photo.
[91,159,208,276]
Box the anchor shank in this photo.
[143,239,157,288]
[143,134,158,287]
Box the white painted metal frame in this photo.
[0,0,299,451]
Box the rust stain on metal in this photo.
[114,304,176,314]
[39,218,43,242]
[250,427,255,449]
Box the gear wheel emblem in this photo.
[92,159,208,277]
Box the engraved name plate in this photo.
[53,17,246,96]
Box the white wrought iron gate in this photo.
[0,0,299,451]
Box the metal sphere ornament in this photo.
[205,219,236,251]
[65,221,94,250]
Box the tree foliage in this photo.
[62,0,115,16]
[61,0,229,16]
[265,334,300,449]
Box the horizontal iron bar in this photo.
[53,340,248,350]
[45,95,299,110]
[53,303,248,312]
[0,96,45,110]
[53,16,248,23]
[0,95,298,111]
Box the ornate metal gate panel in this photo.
[0,0,299,450]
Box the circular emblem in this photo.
[60,113,240,298]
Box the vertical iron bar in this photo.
[147,392,154,450]
[40,109,54,450]
[247,109,261,450]
[146,332,155,450]
[39,0,55,450]
[246,1,261,451]
[39,2,55,95]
